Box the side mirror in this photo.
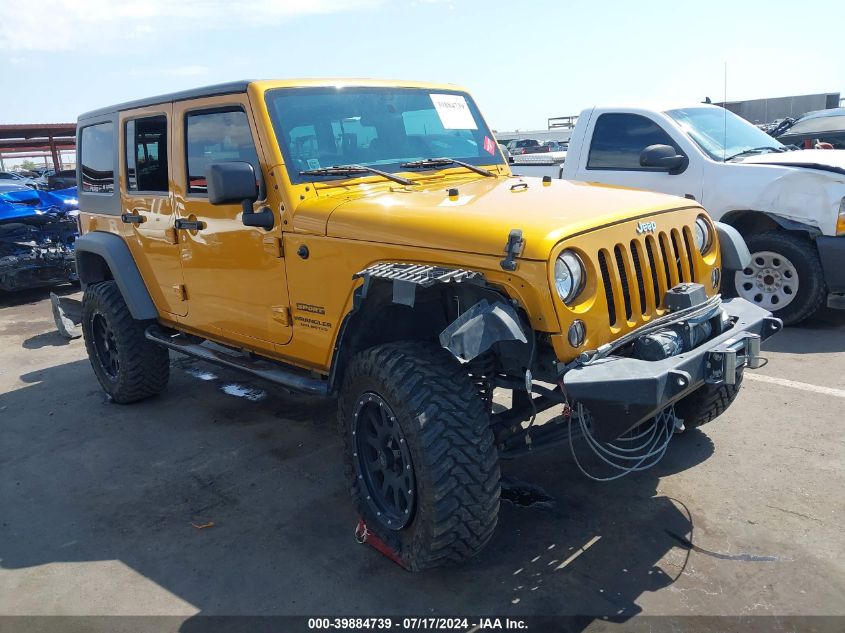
[206,162,274,230]
[639,144,688,175]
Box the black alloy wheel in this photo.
[338,340,500,570]
[81,280,170,403]
[92,312,120,379]
[353,392,415,530]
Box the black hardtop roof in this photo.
[798,106,845,122]
[78,80,254,121]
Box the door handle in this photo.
[175,218,205,231]
[121,213,146,224]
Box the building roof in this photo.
[0,123,76,140]
[0,123,76,154]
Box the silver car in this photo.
[0,171,40,189]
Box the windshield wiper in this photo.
[299,164,416,186]
[724,146,787,162]
[399,157,495,178]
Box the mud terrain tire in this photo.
[82,280,169,403]
[339,341,500,570]
[674,367,744,429]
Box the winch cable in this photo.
[580,411,668,462]
[583,295,723,364]
[567,402,678,482]
[560,297,717,480]
[578,418,663,466]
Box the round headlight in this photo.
[554,250,585,304]
[694,216,713,254]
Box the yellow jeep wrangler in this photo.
[74,79,781,570]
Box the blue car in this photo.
[0,184,78,292]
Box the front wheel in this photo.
[339,341,500,571]
[674,368,743,429]
[733,231,826,325]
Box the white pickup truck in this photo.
[558,104,845,325]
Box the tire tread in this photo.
[82,281,169,403]
[339,341,500,570]
[675,369,743,429]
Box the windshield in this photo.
[665,107,786,161]
[265,87,504,184]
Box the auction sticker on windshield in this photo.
[483,136,496,154]
[430,94,477,130]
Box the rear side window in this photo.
[80,122,115,193]
[185,109,259,195]
[587,113,679,170]
[126,116,168,193]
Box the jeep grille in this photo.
[598,227,699,326]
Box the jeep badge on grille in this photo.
[636,221,657,234]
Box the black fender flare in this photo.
[714,222,751,270]
[75,231,158,320]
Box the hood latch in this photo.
[500,229,525,271]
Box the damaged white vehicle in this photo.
[561,104,845,325]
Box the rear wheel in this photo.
[733,231,825,325]
[339,341,500,570]
[82,281,169,403]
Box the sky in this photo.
[0,0,843,131]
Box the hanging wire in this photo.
[567,402,679,482]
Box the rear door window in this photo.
[587,113,679,170]
[125,115,169,193]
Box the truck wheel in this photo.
[81,280,169,404]
[339,341,500,570]
[733,231,825,325]
[674,368,743,429]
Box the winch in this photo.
[632,283,728,361]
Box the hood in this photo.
[298,176,698,260]
[739,149,845,176]
[0,189,72,224]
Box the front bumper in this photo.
[817,236,845,308]
[562,298,782,441]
